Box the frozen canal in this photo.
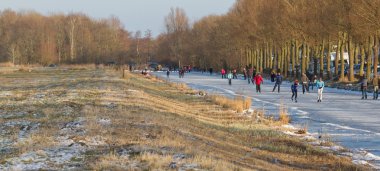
[154,71,380,168]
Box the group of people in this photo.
[222,69,241,86]
[243,66,257,84]
[221,68,238,80]
[225,69,326,103]
[360,75,379,100]
[172,66,379,101]
[269,71,324,103]
[289,76,325,103]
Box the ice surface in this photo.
[154,71,380,168]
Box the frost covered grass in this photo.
[0,68,371,170]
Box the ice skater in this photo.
[310,75,317,90]
[253,73,263,93]
[221,68,226,79]
[166,70,170,78]
[373,75,379,100]
[272,72,283,93]
[361,76,368,100]
[232,69,237,79]
[291,79,299,103]
[316,77,325,102]
[248,67,253,84]
[243,68,247,80]
[227,71,233,85]
[301,73,310,94]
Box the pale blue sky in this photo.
[0,0,235,36]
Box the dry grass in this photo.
[0,62,15,67]
[138,152,172,169]
[243,97,252,110]
[0,68,370,171]
[59,64,97,70]
[209,95,251,113]
[91,154,131,170]
[14,131,57,154]
[278,102,290,124]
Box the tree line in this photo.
[0,9,132,65]
[155,0,380,81]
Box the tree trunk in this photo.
[70,18,76,63]
[285,42,290,77]
[295,40,299,66]
[306,44,310,71]
[354,44,359,65]
[335,39,340,76]
[255,49,258,69]
[360,45,365,77]
[348,35,355,81]
[270,42,274,70]
[320,39,325,78]
[327,39,332,79]
[340,33,345,81]
[367,36,374,79]
[282,46,286,74]
[313,46,318,76]
[301,43,306,75]
[263,43,267,70]
[291,40,296,76]
[373,35,378,78]
[267,44,270,69]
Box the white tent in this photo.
[330,52,349,64]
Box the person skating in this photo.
[272,72,283,93]
[232,69,237,79]
[221,68,226,79]
[291,80,299,103]
[316,77,325,102]
[243,68,247,80]
[374,76,379,100]
[166,70,170,78]
[270,71,276,82]
[310,75,317,91]
[248,67,253,84]
[253,73,264,93]
[361,76,368,99]
[301,73,310,94]
[227,71,233,85]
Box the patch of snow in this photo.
[106,103,117,109]
[301,135,316,141]
[282,124,296,130]
[98,118,111,125]
[352,160,369,165]
[179,163,199,171]
[1,147,84,170]
[352,150,380,161]
[0,91,14,97]
[35,94,45,98]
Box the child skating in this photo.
[253,73,264,93]
[291,79,299,103]
[227,71,233,85]
[316,77,325,102]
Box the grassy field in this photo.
[0,68,370,170]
